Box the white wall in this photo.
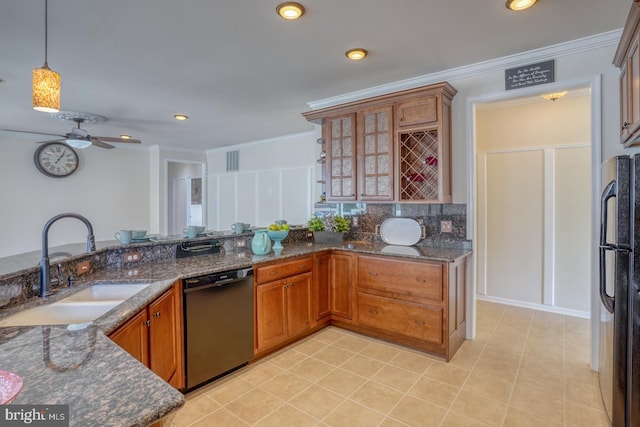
[0,139,150,258]
[206,132,316,230]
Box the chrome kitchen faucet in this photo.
[40,213,96,297]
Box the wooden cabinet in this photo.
[330,252,354,322]
[353,254,467,360]
[313,252,331,321]
[304,82,456,202]
[255,256,313,354]
[615,2,640,146]
[110,281,184,389]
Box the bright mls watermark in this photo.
[0,405,69,426]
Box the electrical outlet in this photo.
[236,239,246,248]
[124,251,141,262]
[76,260,91,275]
[440,220,453,233]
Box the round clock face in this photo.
[34,142,79,178]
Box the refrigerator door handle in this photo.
[599,180,623,314]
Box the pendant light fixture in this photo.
[33,0,61,113]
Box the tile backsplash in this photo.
[314,203,470,249]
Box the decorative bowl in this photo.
[0,370,23,404]
[267,229,289,251]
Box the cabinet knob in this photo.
[399,117,404,122]
[316,261,323,265]
[154,311,161,317]
[145,319,151,327]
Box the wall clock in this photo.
[34,142,79,178]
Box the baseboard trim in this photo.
[476,295,590,319]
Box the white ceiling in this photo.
[0,0,631,152]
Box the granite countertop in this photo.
[0,240,471,427]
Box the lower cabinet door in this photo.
[148,286,179,383]
[109,309,149,366]
[357,293,443,344]
[286,272,312,337]
[256,280,287,351]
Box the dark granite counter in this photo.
[0,238,471,427]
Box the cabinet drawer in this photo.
[396,96,437,128]
[357,256,443,301]
[256,256,313,284]
[357,293,442,344]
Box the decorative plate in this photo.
[0,370,23,404]
[381,245,421,256]
[379,217,422,246]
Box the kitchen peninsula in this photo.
[0,232,470,426]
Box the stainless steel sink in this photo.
[0,283,150,327]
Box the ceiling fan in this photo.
[2,117,141,149]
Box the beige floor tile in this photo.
[350,380,404,414]
[288,384,345,420]
[317,368,368,397]
[565,364,605,411]
[190,408,249,427]
[409,377,459,408]
[288,357,335,382]
[447,342,484,369]
[359,341,401,362]
[388,350,434,374]
[258,370,312,400]
[450,389,507,426]
[424,361,470,388]
[379,417,410,427]
[389,395,448,427]
[169,394,220,426]
[312,345,356,366]
[462,370,513,404]
[565,401,610,427]
[333,334,372,353]
[516,354,564,398]
[502,406,561,427]
[225,388,284,425]
[323,400,386,427]
[509,383,563,424]
[472,354,520,384]
[339,353,386,378]
[253,404,318,427]
[371,364,421,392]
[441,411,493,427]
[239,361,284,386]
[312,327,348,344]
[294,338,327,356]
[205,377,255,405]
[265,348,308,369]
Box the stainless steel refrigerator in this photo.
[599,154,640,427]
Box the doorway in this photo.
[467,77,602,369]
[167,161,206,235]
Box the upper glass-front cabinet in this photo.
[326,114,357,200]
[357,106,393,201]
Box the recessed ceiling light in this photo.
[119,134,131,139]
[174,114,189,121]
[276,2,305,20]
[345,48,368,61]
[506,0,538,11]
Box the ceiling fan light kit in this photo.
[32,0,60,113]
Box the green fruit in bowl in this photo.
[268,224,281,231]
[281,224,290,230]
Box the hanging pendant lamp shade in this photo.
[33,65,60,113]
[33,0,60,113]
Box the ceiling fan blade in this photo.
[2,129,66,138]
[89,138,115,149]
[93,136,142,144]
[37,138,66,144]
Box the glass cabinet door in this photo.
[357,107,393,201]
[326,114,356,200]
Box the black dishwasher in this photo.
[178,241,254,390]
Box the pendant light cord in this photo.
[44,0,49,67]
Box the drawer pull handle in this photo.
[414,320,425,325]
[368,309,378,315]
[298,265,306,269]
[368,272,379,276]
[416,278,426,283]
[269,271,279,276]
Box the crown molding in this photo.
[307,29,622,110]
